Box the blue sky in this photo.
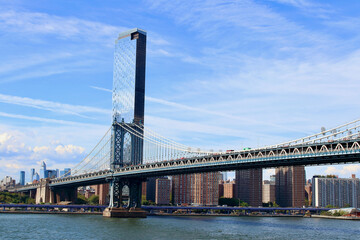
[1,0,360,182]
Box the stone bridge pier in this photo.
[103,177,146,218]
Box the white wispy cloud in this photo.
[90,86,112,93]
[0,111,108,127]
[0,52,73,75]
[146,0,331,48]
[0,93,110,118]
[0,10,125,44]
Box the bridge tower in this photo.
[104,28,147,218]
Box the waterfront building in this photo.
[20,171,25,185]
[235,169,262,206]
[275,166,305,207]
[312,174,360,208]
[146,177,157,202]
[173,172,220,206]
[262,180,275,204]
[192,172,220,206]
[94,183,110,205]
[155,178,170,205]
[173,174,193,205]
[219,180,224,197]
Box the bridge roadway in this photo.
[17,138,360,191]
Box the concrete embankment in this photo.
[310,215,360,220]
[149,213,303,217]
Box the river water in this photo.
[0,214,359,239]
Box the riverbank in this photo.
[0,210,102,215]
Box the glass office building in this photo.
[112,28,146,124]
[20,171,25,185]
[111,28,147,167]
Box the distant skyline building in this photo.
[275,166,305,207]
[312,175,360,208]
[47,170,57,179]
[262,180,275,204]
[30,168,35,182]
[19,171,25,186]
[34,173,40,182]
[40,161,47,179]
[223,180,236,198]
[235,169,262,206]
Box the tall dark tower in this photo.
[111,28,146,169]
[105,29,147,217]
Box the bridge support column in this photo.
[29,189,36,199]
[103,177,146,218]
[35,179,52,204]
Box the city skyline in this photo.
[1,0,360,180]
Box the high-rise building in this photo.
[111,28,147,168]
[173,174,193,205]
[94,183,110,205]
[219,180,224,197]
[146,177,157,202]
[40,161,47,179]
[312,175,360,208]
[275,166,305,207]
[235,169,262,206]
[47,170,57,179]
[262,180,275,203]
[34,173,40,182]
[60,168,71,178]
[155,178,170,205]
[30,168,35,182]
[20,171,25,185]
[192,172,220,206]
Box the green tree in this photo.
[76,194,88,204]
[88,195,99,205]
[326,204,335,208]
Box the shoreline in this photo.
[2,210,359,220]
[0,210,102,215]
[149,213,303,217]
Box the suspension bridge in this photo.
[15,28,360,217]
